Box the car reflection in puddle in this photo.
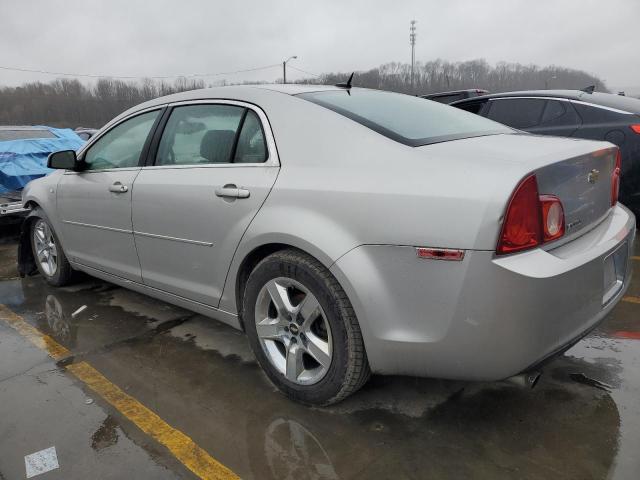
[261,418,338,480]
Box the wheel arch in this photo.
[225,237,341,332]
[17,204,45,277]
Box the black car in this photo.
[420,89,489,104]
[452,90,640,216]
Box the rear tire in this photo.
[243,249,370,406]
[30,209,73,287]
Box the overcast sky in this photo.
[0,0,638,90]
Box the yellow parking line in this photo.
[623,296,640,304]
[67,362,239,480]
[0,304,239,480]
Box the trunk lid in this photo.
[535,147,616,242]
[415,132,617,249]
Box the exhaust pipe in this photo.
[506,371,541,389]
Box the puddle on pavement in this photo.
[91,415,120,451]
[0,276,188,354]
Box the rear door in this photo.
[132,101,279,306]
[57,109,162,281]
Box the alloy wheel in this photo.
[255,277,332,385]
[33,219,58,277]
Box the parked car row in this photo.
[18,84,634,405]
[448,89,640,217]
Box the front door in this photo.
[57,109,162,282]
[132,103,279,306]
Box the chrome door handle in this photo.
[108,182,128,193]
[215,186,250,199]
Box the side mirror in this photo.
[47,150,79,170]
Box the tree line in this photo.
[0,59,609,128]
[304,59,608,95]
[0,77,205,128]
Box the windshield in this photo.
[298,89,512,146]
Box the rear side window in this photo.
[233,111,268,163]
[156,105,244,166]
[487,98,547,129]
[156,105,268,166]
[298,89,510,146]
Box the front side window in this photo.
[487,98,546,129]
[299,89,510,147]
[83,110,160,170]
[156,104,268,166]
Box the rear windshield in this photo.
[0,129,56,141]
[298,89,511,146]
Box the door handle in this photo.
[215,185,250,199]
[108,182,128,193]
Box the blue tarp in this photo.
[0,127,84,194]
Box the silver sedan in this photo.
[21,85,635,405]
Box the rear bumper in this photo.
[330,204,636,380]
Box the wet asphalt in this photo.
[0,223,639,480]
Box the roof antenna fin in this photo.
[581,85,595,94]
[335,72,354,89]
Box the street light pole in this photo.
[282,55,298,84]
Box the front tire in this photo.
[30,210,73,286]
[243,249,370,406]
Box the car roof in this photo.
[452,89,640,114]
[98,83,353,133]
[140,84,340,107]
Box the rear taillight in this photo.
[630,125,640,134]
[540,195,565,241]
[496,175,541,255]
[496,174,566,255]
[611,149,621,206]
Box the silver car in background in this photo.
[20,85,635,405]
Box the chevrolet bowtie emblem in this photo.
[587,169,600,184]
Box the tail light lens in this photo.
[496,175,541,255]
[496,174,566,255]
[611,149,621,206]
[540,195,565,241]
[630,125,640,134]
